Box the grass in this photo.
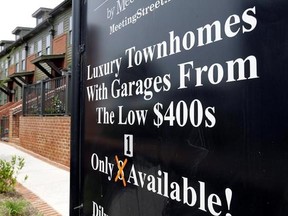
[0,191,42,216]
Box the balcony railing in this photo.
[23,73,71,116]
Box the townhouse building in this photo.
[0,0,72,167]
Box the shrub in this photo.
[0,199,28,216]
[0,156,27,193]
[0,198,43,216]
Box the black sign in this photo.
[76,0,288,215]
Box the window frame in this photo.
[37,40,42,56]
[46,34,51,55]
[57,21,64,36]
[21,48,26,71]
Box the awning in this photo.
[31,54,65,78]
[8,71,34,87]
[0,78,12,95]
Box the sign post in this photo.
[71,1,288,215]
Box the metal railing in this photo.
[23,73,71,116]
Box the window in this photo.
[4,60,8,77]
[15,53,19,63]
[15,52,19,72]
[15,63,19,72]
[37,17,43,25]
[29,43,34,55]
[15,35,20,40]
[46,35,51,55]
[21,48,26,71]
[57,22,64,35]
[10,56,14,65]
[0,46,3,52]
[69,16,73,45]
[0,62,4,76]
[37,40,42,56]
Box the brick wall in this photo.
[8,65,16,76]
[0,101,22,118]
[26,54,36,71]
[53,34,67,55]
[19,116,70,167]
[9,110,20,144]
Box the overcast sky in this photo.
[0,0,64,41]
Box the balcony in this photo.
[23,73,71,116]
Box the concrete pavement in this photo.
[0,141,70,216]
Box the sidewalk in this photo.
[0,141,70,216]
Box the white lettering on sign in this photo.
[92,201,109,216]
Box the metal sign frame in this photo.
[71,1,288,215]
